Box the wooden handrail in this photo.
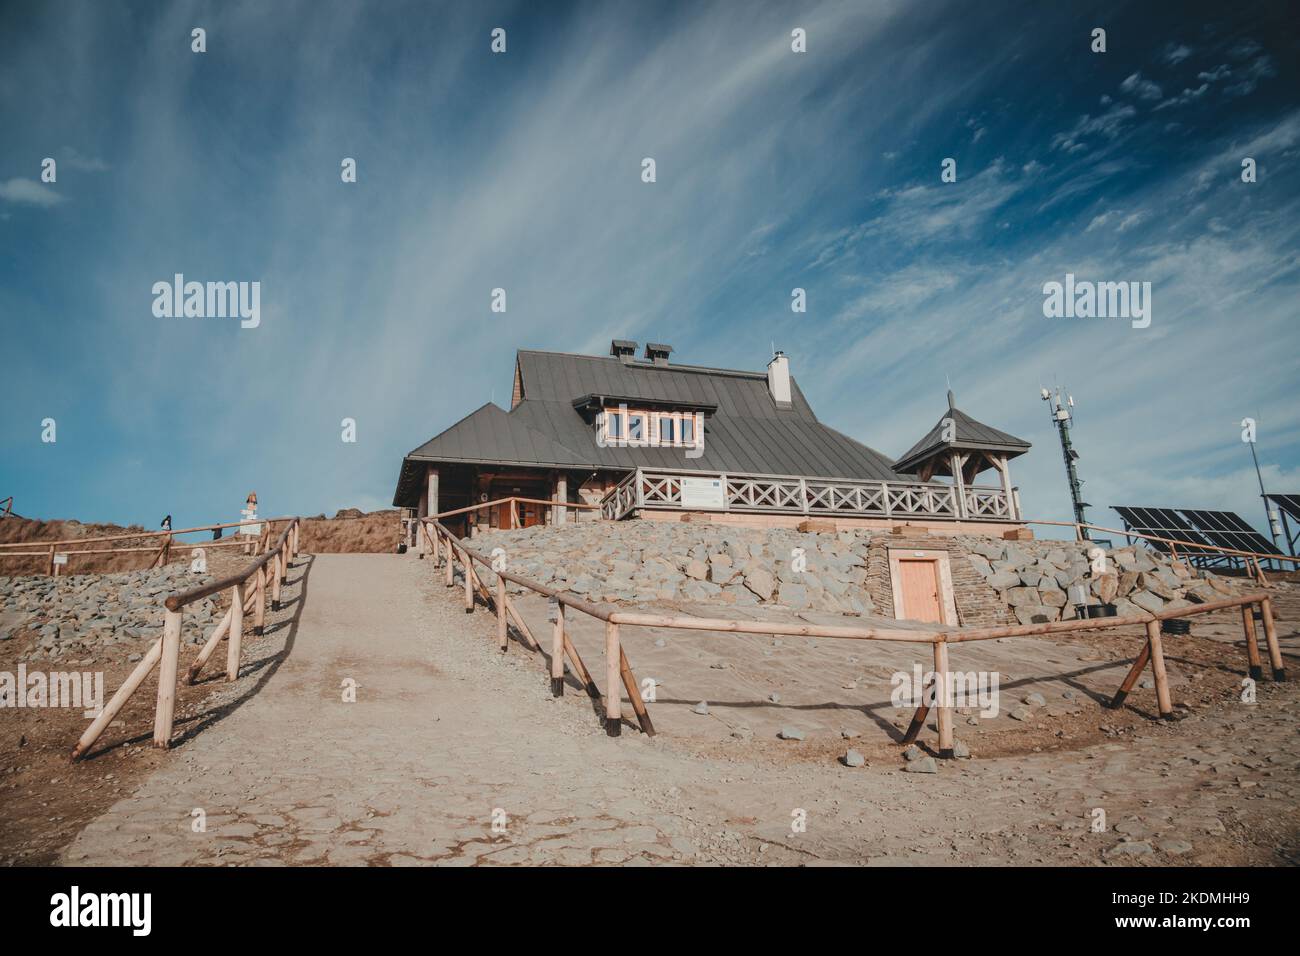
[71,517,302,759]
[429,495,597,521]
[163,520,295,610]
[0,515,295,552]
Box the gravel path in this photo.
[60,554,1299,866]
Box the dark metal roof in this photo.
[395,351,1021,506]
[893,400,1031,474]
[404,402,589,468]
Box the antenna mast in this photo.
[1041,386,1090,539]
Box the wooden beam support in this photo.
[933,640,953,757]
[605,621,622,736]
[618,646,655,736]
[1146,620,1174,719]
[497,575,508,652]
[1260,597,1286,681]
[1108,640,1152,710]
[1241,604,1264,681]
[226,582,244,682]
[153,609,183,748]
[73,636,163,759]
[551,601,566,696]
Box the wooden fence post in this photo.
[444,534,455,588]
[254,565,266,635]
[272,553,283,611]
[551,602,566,696]
[153,609,183,748]
[497,574,508,652]
[605,621,622,736]
[933,639,953,758]
[1146,620,1174,718]
[463,546,474,613]
[1241,604,1264,680]
[1260,597,1286,681]
[226,582,244,682]
[46,545,54,576]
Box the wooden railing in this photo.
[424,506,1285,756]
[428,495,598,532]
[0,516,295,575]
[423,514,653,737]
[600,467,1015,523]
[71,518,302,759]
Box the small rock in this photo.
[767,692,781,704]
[778,726,805,741]
[904,757,938,774]
[952,740,971,759]
[843,749,866,768]
[1009,706,1032,721]
[902,744,923,762]
[1104,841,1154,859]
[1023,692,1046,706]
[692,701,709,716]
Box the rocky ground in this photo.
[1,565,224,662]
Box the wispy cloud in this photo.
[0,177,64,206]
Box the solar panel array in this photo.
[1182,509,1282,556]
[1113,505,1281,558]
[1266,494,1300,522]
[1111,506,1213,555]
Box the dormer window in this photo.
[597,405,703,450]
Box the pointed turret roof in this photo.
[893,391,1030,475]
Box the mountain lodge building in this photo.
[393,341,1031,539]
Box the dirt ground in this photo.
[2,549,1294,867]
[0,549,285,864]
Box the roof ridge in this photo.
[516,348,768,380]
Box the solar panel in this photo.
[1112,506,1215,554]
[1181,509,1281,556]
[1267,494,1300,522]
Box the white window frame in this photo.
[596,407,703,449]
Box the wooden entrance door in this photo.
[897,559,943,623]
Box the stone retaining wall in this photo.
[474,521,1242,624]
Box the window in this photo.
[598,407,701,448]
[681,415,695,444]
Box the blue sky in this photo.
[1,0,1298,539]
